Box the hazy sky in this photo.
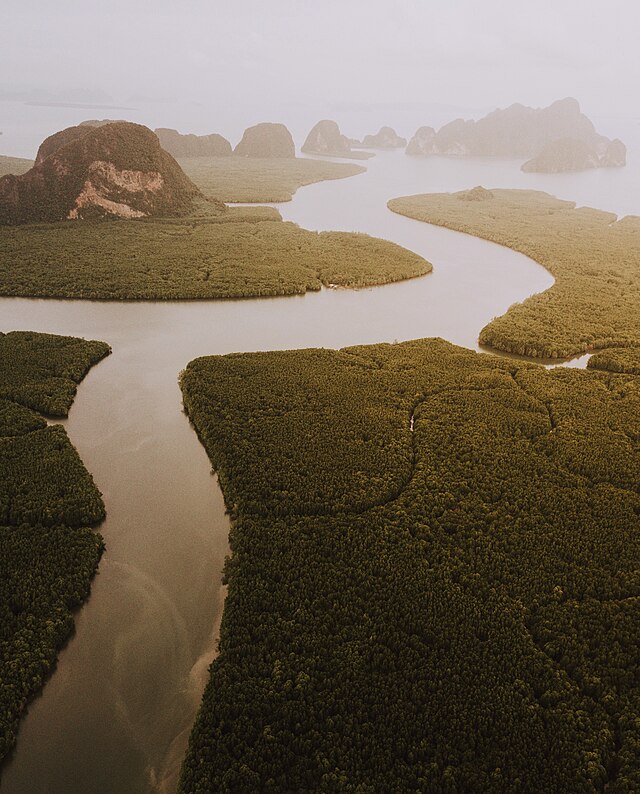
[2,0,639,118]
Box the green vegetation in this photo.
[388,189,640,360]
[0,141,417,302]
[0,207,429,300]
[179,156,365,202]
[179,338,640,793]
[0,331,108,765]
[0,331,110,415]
[0,156,33,178]
[588,347,640,375]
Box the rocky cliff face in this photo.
[405,98,626,170]
[301,120,352,155]
[155,128,232,158]
[361,126,406,148]
[233,123,295,158]
[0,122,204,225]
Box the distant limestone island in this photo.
[406,97,626,173]
[0,121,204,225]
[358,126,406,149]
[521,136,626,173]
[233,122,295,158]
[155,128,232,158]
[157,122,296,159]
[301,120,374,160]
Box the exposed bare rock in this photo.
[233,123,295,158]
[406,126,437,155]
[406,98,625,171]
[155,128,232,158]
[361,126,406,149]
[0,121,205,225]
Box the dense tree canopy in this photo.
[180,338,640,793]
[0,332,108,767]
[588,347,640,375]
[0,204,429,301]
[0,331,109,416]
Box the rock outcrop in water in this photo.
[233,123,295,158]
[0,121,203,225]
[521,136,627,173]
[406,98,626,170]
[405,126,437,155]
[361,126,406,148]
[155,128,232,158]
[302,120,353,156]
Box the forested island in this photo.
[179,338,640,792]
[0,205,429,300]
[0,331,109,767]
[388,188,640,360]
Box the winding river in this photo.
[1,148,610,793]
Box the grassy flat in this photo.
[0,331,109,766]
[179,156,366,202]
[388,188,640,361]
[179,338,640,792]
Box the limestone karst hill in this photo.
[0,121,204,225]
